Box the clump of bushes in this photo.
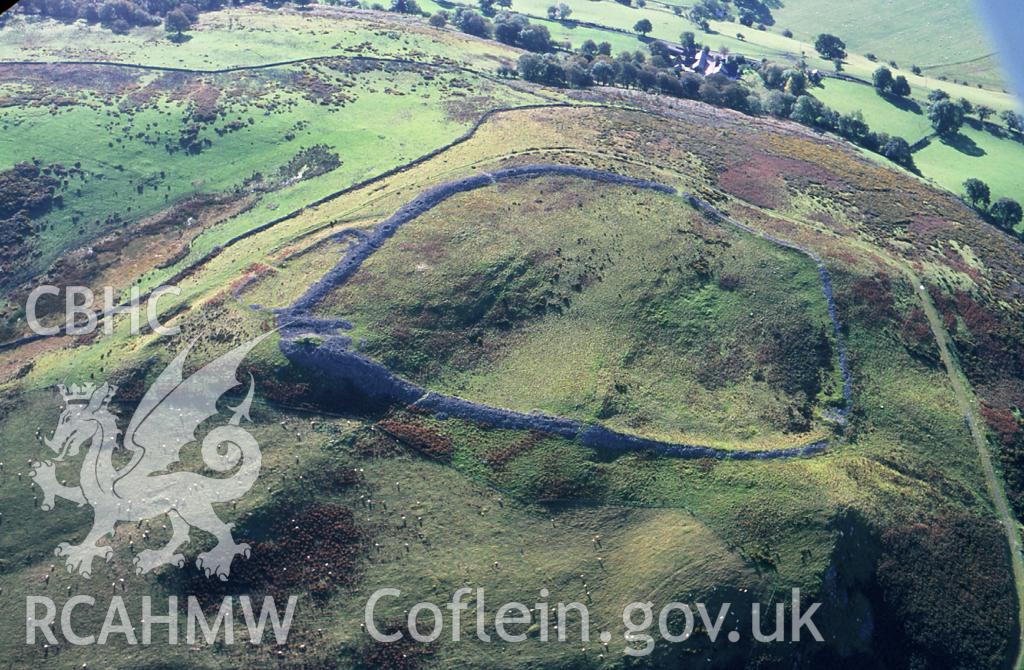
[0,162,59,220]
[278,144,342,181]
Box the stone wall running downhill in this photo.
[683,194,853,417]
[275,164,852,460]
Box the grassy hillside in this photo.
[771,0,1004,89]
[314,176,844,450]
[0,7,519,69]
[0,6,1023,670]
[0,8,561,323]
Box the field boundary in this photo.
[0,102,582,352]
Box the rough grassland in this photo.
[0,10,1022,662]
[0,7,519,70]
[315,176,843,450]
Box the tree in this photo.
[872,66,893,93]
[517,53,543,81]
[390,0,421,13]
[566,63,592,88]
[837,111,870,143]
[633,18,652,37]
[518,24,552,52]
[647,39,671,62]
[497,0,512,6]
[891,75,911,97]
[597,42,612,56]
[958,98,974,116]
[782,68,806,96]
[764,90,795,118]
[814,33,846,60]
[990,198,1023,230]
[759,62,785,89]
[976,105,995,124]
[164,8,190,39]
[679,72,702,97]
[428,11,447,27]
[493,14,524,44]
[680,30,696,51]
[963,178,991,209]
[881,136,915,169]
[579,39,598,58]
[458,9,491,37]
[1001,109,1024,134]
[557,2,571,19]
[657,70,682,96]
[699,74,752,112]
[928,99,964,137]
[618,61,640,88]
[790,95,824,126]
[590,60,615,85]
[928,89,949,104]
[546,4,558,19]
[637,66,658,90]
[735,0,774,26]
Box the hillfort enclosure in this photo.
[0,1,1023,669]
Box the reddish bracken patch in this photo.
[376,417,455,463]
[839,273,899,325]
[931,288,1024,386]
[981,406,1022,448]
[898,307,940,365]
[179,504,365,608]
[717,155,791,209]
[229,262,273,295]
[485,431,544,468]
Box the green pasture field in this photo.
[502,0,1017,116]
[770,0,1004,89]
[0,62,545,285]
[0,7,519,70]
[914,121,1024,209]
[812,77,932,142]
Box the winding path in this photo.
[276,163,853,460]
